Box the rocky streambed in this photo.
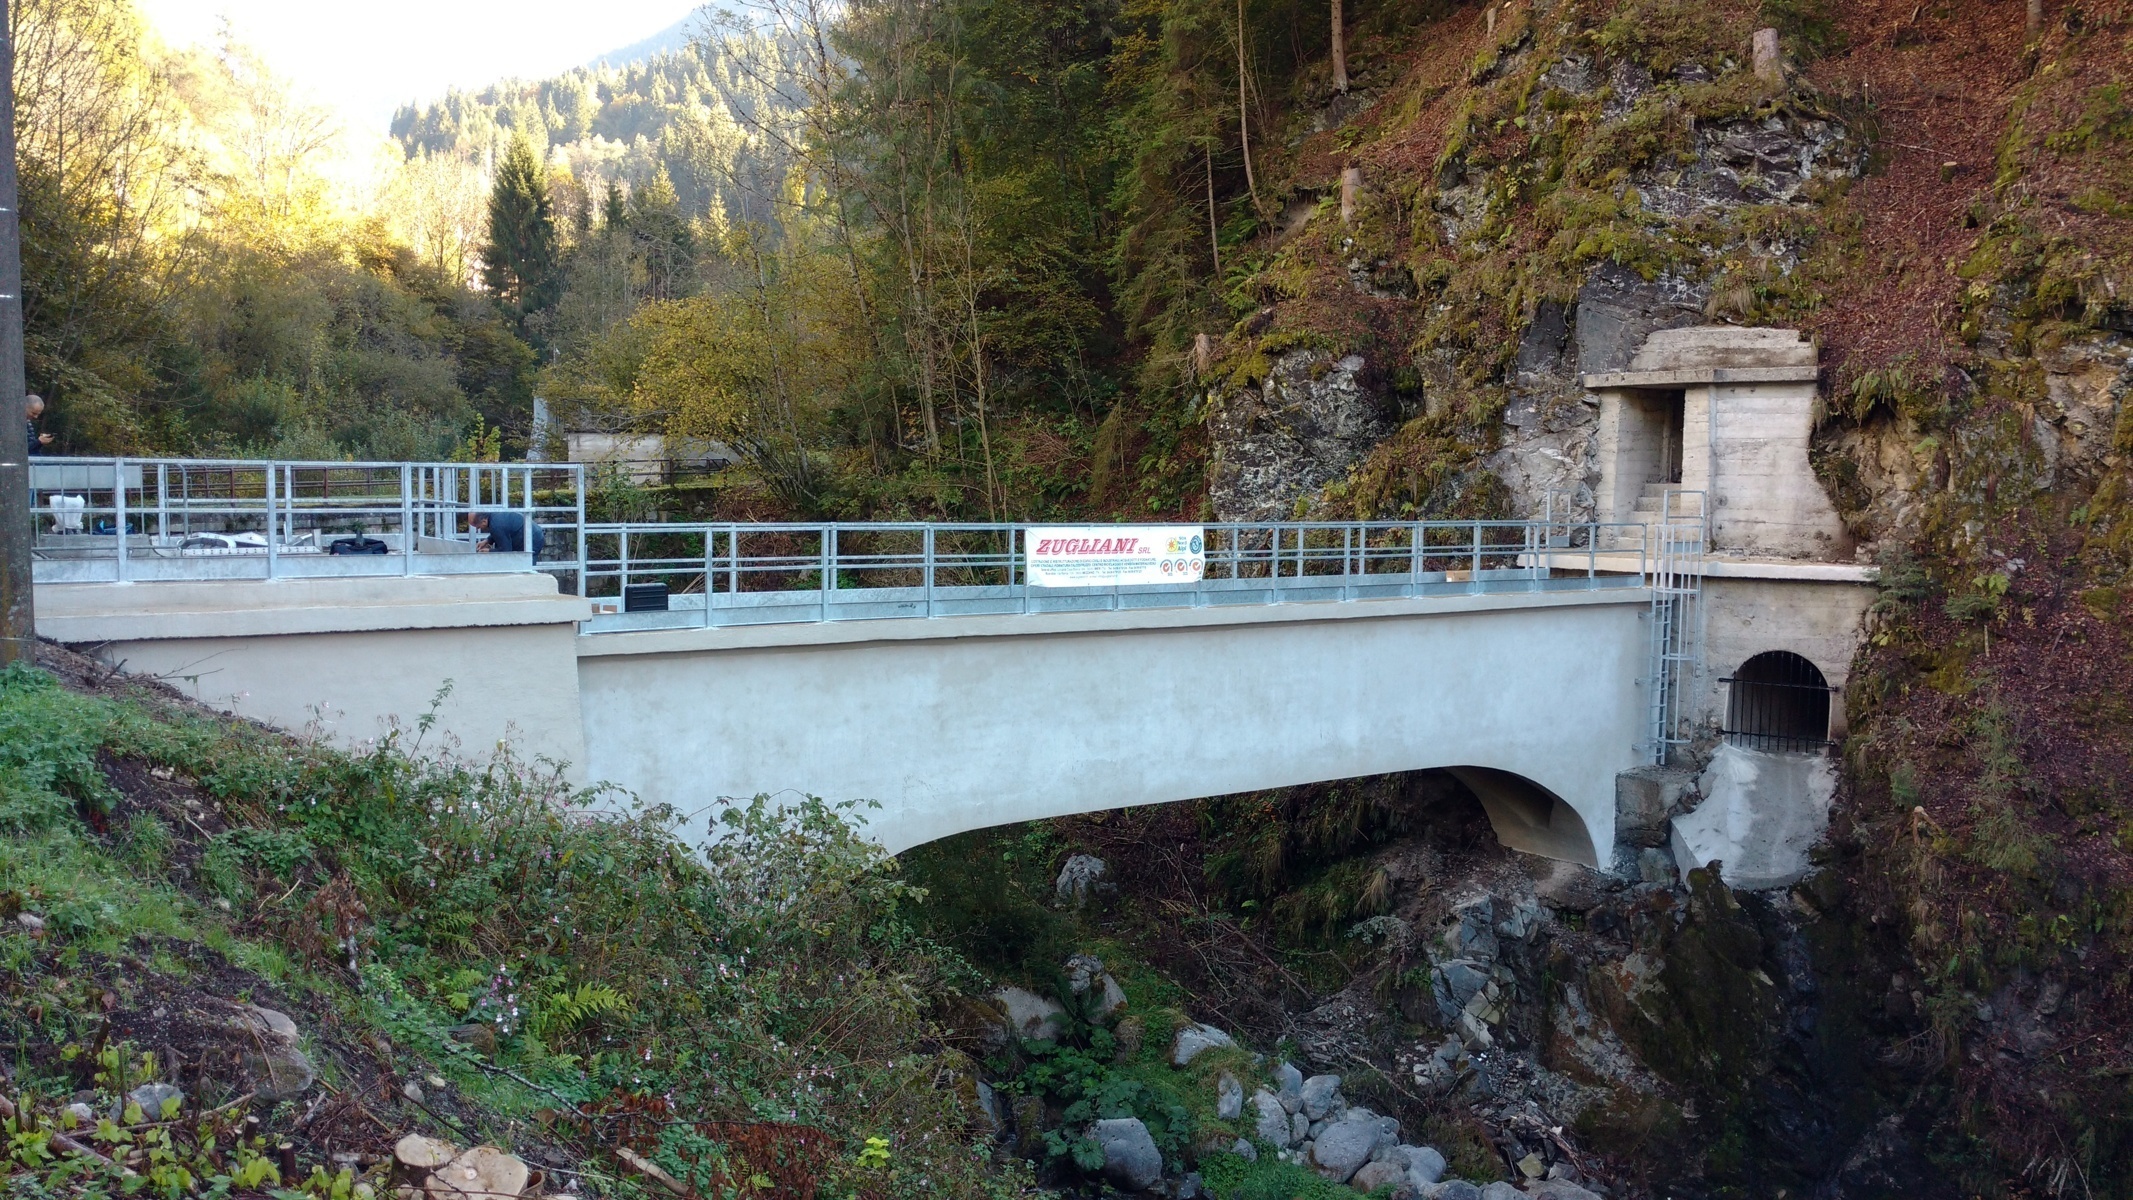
[948,809,1902,1199]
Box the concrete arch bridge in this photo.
[30,328,1889,881]
[26,463,1702,869]
[567,517,1704,866]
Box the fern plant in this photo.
[533,982,631,1038]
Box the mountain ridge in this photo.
[584,11,699,69]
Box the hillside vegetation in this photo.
[19,0,2133,1191]
[0,649,1020,1200]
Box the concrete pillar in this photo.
[1681,384,1715,497]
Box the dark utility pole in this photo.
[0,0,30,666]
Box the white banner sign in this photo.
[1026,525,1206,588]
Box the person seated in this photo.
[470,511,545,557]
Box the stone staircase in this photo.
[1602,483,1699,550]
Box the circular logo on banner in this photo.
[1189,535,1204,554]
[1161,559,1174,573]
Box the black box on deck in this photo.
[622,583,670,612]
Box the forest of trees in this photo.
[32,0,1372,517]
[455,0,1365,519]
[17,0,540,460]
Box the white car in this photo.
[178,532,271,551]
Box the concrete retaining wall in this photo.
[38,574,589,765]
[1696,575,1874,737]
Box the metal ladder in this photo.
[1645,489,1707,765]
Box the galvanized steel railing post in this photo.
[517,466,533,559]
[573,464,587,596]
[1341,524,1353,602]
[1469,519,1481,594]
[702,531,714,628]
[114,457,129,582]
[1409,521,1422,598]
[924,526,936,618]
[822,526,837,620]
[261,462,275,580]
[401,463,414,575]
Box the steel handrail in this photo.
[27,456,586,588]
[577,517,1658,631]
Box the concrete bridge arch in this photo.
[575,587,1651,864]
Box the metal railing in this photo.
[577,518,1661,633]
[27,457,586,588]
[1644,489,1708,765]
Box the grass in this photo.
[0,660,1030,1200]
[1,656,1404,1200]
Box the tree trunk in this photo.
[1340,166,1362,225]
[2026,0,2043,38]
[1206,148,1221,279]
[1751,27,1782,84]
[1237,0,1260,216]
[1330,0,1348,93]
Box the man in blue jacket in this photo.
[26,395,51,455]
[471,511,545,557]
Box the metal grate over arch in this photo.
[1721,650,1833,752]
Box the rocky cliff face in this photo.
[1208,351,1396,521]
[1157,0,2133,1188]
[1017,779,1932,1198]
[1205,93,1864,525]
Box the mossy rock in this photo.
[2079,586,2122,622]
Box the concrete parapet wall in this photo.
[36,573,585,641]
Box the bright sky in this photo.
[135,0,705,131]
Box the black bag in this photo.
[623,583,670,612]
[328,536,389,556]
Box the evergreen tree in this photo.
[482,134,560,330]
[629,166,696,303]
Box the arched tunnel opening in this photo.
[1723,650,1833,752]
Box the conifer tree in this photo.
[629,165,696,303]
[482,134,560,328]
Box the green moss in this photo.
[1592,0,1746,74]
[2044,83,2133,154]
[1200,1150,1371,1199]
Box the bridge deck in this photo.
[580,567,1645,633]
